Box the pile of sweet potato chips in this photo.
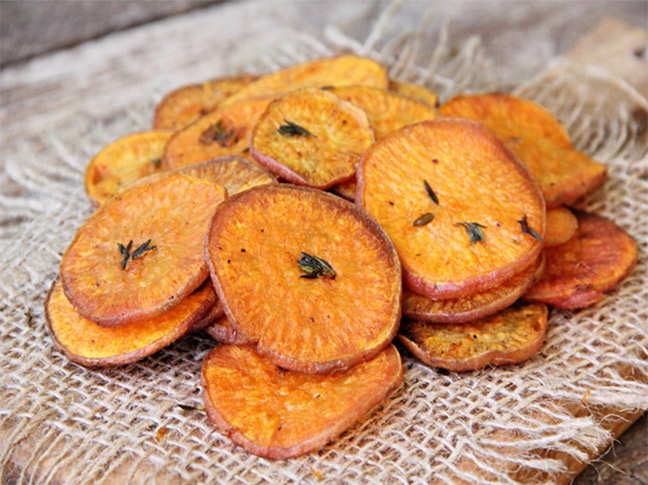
[46,55,638,458]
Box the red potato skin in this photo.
[200,344,403,459]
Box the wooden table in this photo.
[1,1,646,483]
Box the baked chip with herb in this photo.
[162,97,272,170]
[153,74,257,132]
[251,88,374,189]
[221,55,388,107]
[46,278,216,367]
[441,93,607,208]
[201,344,402,458]
[403,255,545,323]
[206,184,401,374]
[61,174,227,326]
[524,211,637,309]
[398,303,548,372]
[358,119,545,300]
[84,131,172,207]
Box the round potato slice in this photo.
[327,85,437,139]
[545,206,578,247]
[398,303,548,372]
[403,254,545,323]
[153,74,257,131]
[206,184,402,374]
[162,97,272,170]
[84,131,172,207]
[358,118,545,300]
[250,88,374,189]
[441,93,607,209]
[222,55,388,107]
[204,315,252,345]
[46,278,216,367]
[201,343,402,459]
[388,79,440,108]
[524,211,637,309]
[61,174,227,326]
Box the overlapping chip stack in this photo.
[47,55,637,459]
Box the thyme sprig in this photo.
[278,120,314,137]
[297,252,336,279]
[118,239,157,269]
[455,222,487,245]
[518,214,543,242]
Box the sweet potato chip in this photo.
[222,55,388,107]
[398,302,548,371]
[204,315,252,345]
[84,131,172,207]
[403,254,545,323]
[326,85,437,139]
[440,93,608,208]
[250,88,374,189]
[545,206,578,247]
[177,156,276,195]
[206,184,401,374]
[358,119,545,300]
[389,79,439,107]
[201,343,402,458]
[153,74,256,131]
[61,174,227,326]
[162,97,272,170]
[524,211,637,309]
[46,278,215,367]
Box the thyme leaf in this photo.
[423,180,439,205]
[518,214,543,242]
[278,120,314,137]
[118,239,156,270]
[118,240,133,270]
[297,252,336,279]
[413,212,435,227]
[200,120,237,146]
[455,222,487,245]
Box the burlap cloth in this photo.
[1,4,647,483]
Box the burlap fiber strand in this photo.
[1,4,647,484]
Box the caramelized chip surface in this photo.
[358,119,545,299]
[222,56,388,107]
[524,211,637,309]
[84,131,172,207]
[389,80,439,107]
[545,206,578,246]
[162,97,272,170]
[153,75,256,131]
[204,315,252,345]
[206,184,402,374]
[201,344,402,458]
[398,303,548,371]
[46,278,215,367]
[327,85,437,139]
[441,94,607,208]
[61,174,227,326]
[251,88,374,189]
[403,255,545,323]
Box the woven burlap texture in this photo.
[1,6,647,484]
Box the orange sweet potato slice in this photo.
[201,343,402,458]
[46,278,216,367]
[403,254,545,323]
[440,93,608,209]
[60,174,227,326]
[398,302,548,372]
[524,211,637,309]
[162,97,272,170]
[222,55,388,107]
[326,85,438,139]
[204,315,252,345]
[389,79,439,107]
[545,206,578,247]
[250,88,374,189]
[206,184,402,374]
[153,74,257,131]
[358,119,545,300]
[84,131,172,207]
